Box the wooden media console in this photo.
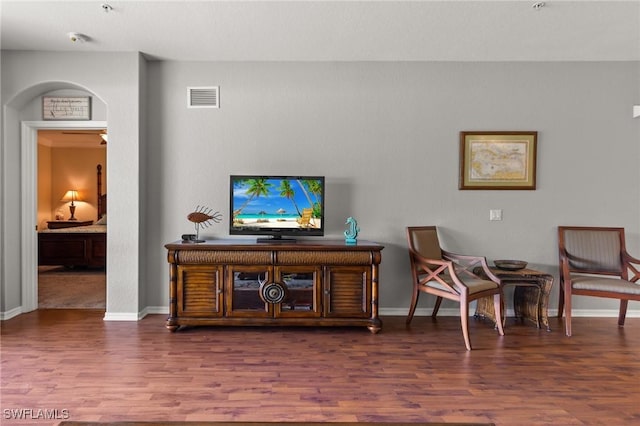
[165,239,384,333]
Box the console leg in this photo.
[166,318,179,332]
[368,318,382,334]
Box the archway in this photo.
[3,81,108,313]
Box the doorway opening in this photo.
[20,120,108,313]
[36,128,107,309]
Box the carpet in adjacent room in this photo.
[38,266,106,309]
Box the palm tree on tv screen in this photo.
[279,180,302,216]
[305,179,323,217]
[296,179,316,212]
[233,178,272,216]
[297,179,323,217]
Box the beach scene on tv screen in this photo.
[232,177,323,230]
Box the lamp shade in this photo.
[61,190,81,220]
[60,190,80,203]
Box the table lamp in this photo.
[61,190,80,220]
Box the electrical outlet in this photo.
[489,209,503,221]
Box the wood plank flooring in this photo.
[2,310,640,425]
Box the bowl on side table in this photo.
[494,259,528,271]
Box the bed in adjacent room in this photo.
[38,165,107,268]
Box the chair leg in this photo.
[432,296,443,317]
[557,278,565,319]
[564,281,572,337]
[493,293,505,337]
[460,303,472,351]
[406,285,420,325]
[618,299,629,327]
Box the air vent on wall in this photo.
[187,86,219,108]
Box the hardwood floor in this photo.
[2,310,640,425]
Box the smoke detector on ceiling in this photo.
[67,32,89,43]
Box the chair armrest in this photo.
[441,249,500,284]
[409,249,452,271]
[409,249,468,293]
[622,250,640,283]
[623,250,640,265]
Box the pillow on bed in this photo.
[96,214,107,225]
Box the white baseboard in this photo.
[0,306,23,320]
[102,312,141,321]
[380,307,640,318]
[143,306,169,315]
[3,305,639,322]
[136,307,168,323]
[116,306,640,320]
[102,306,169,321]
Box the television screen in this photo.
[230,175,325,240]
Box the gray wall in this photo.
[1,51,143,317]
[144,60,640,315]
[2,53,639,318]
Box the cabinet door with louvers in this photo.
[323,266,371,318]
[177,265,224,317]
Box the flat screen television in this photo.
[230,175,325,241]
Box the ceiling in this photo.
[1,1,639,62]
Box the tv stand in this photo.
[165,239,384,333]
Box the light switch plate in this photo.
[489,209,503,221]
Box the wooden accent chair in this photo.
[558,226,640,336]
[406,226,505,350]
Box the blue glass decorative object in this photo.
[344,216,360,245]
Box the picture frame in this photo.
[459,131,537,190]
[43,96,91,120]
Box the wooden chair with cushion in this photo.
[406,226,505,350]
[558,226,640,336]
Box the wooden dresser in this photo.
[165,239,384,333]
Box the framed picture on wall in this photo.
[459,131,537,190]
[43,96,92,120]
